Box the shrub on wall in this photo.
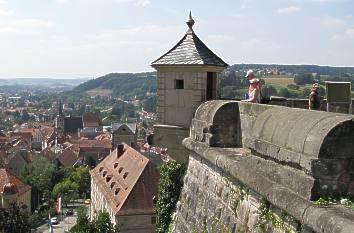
[155,161,186,233]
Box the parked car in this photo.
[66,208,74,216]
[84,199,91,204]
[51,217,59,225]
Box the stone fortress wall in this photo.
[268,97,354,114]
[173,101,354,233]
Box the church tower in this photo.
[55,99,64,134]
[151,12,228,162]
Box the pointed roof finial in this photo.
[186,11,195,33]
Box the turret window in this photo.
[175,79,184,89]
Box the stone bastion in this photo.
[173,101,354,233]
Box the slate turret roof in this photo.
[151,12,228,68]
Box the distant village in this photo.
[0,90,167,231]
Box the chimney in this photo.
[117,144,124,157]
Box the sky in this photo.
[0,0,353,78]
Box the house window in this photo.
[175,79,184,89]
[151,216,156,224]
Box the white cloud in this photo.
[0,0,13,16]
[134,0,150,7]
[0,8,13,16]
[332,28,354,40]
[240,0,254,10]
[318,16,344,28]
[276,6,300,14]
[0,24,186,76]
[343,28,354,39]
[240,38,265,49]
[205,34,233,44]
[0,18,53,34]
[13,19,53,28]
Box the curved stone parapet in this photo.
[191,100,241,147]
[179,100,354,233]
[188,100,354,199]
[250,107,354,160]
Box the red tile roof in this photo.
[0,169,31,194]
[83,113,100,128]
[90,144,159,215]
[40,126,55,140]
[57,145,80,168]
[72,139,112,149]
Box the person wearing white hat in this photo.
[242,70,261,103]
[245,69,255,80]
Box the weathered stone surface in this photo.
[173,100,354,232]
[153,124,189,162]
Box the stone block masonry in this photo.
[174,153,304,233]
[173,100,354,233]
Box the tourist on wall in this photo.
[242,70,261,103]
[308,83,321,110]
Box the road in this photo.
[35,213,77,233]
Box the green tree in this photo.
[20,157,57,209]
[92,212,116,233]
[67,167,91,197]
[0,202,31,233]
[302,87,311,98]
[70,209,120,233]
[52,179,79,206]
[294,73,314,85]
[278,87,291,98]
[142,95,157,112]
[262,84,278,97]
[155,161,186,233]
[111,101,135,121]
[70,206,94,233]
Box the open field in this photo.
[86,89,112,97]
[263,75,295,86]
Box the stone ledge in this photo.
[183,138,354,233]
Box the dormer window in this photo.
[115,188,121,195]
[118,167,123,174]
[99,167,104,172]
[103,171,107,177]
[123,172,128,179]
[106,175,112,183]
[110,182,116,189]
[114,163,119,169]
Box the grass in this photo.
[262,75,295,86]
[86,88,112,97]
